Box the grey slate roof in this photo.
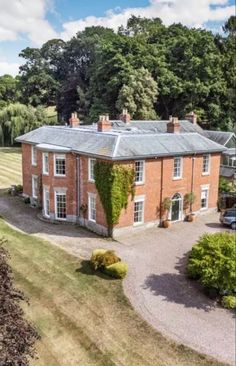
[204,130,234,146]
[16,125,226,160]
[220,166,235,178]
[222,148,236,157]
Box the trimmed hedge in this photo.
[221,296,236,309]
[104,262,128,279]
[187,232,236,294]
[90,249,127,279]
[90,249,120,270]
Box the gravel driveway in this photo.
[0,195,235,365]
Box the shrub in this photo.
[90,249,107,270]
[15,184,23,193]
[221,296,236,309]
[104,262,128,279]
[90,249,120,270]
[187,232,236,294]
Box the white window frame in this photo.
[202,154,210,175]
[135,160,145,184]
[42,152,49,175]
[54,154,66,177]
[31,146,37,166]
[173,157,183,180]
[43,186,50,218]
[200,185,209,210]
[88,158,96,182]
[88,193,96,222]
[54,189,67,220]
[133,196,145,225]
[32,175,38,199]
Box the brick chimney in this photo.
[185,111,197,124]
[97,114,111,132]
[119,108,131,124]
[69,112,80,128]
[167,116,180,133]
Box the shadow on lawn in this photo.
[75,260,116,281]
[143,252,217,312]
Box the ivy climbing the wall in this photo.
[94,161,134,236]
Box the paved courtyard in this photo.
[0,194,235,365]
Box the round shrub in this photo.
[90,249,107,270]
[187,232,236,294]
[104,262,128,279]
[221,296,236,309]
[90,249,120,270]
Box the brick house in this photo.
[16,111,226,237]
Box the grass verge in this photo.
[0,218,226,366]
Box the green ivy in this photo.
[94,161,134,235]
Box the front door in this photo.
[171,199,180,221]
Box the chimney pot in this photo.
[69,111,80,128]
[185,111,197,124]
[120,108,131,124]
[97,114,111,132]
[167,116,180,133]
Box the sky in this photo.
[0,0,235,76]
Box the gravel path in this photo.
[0,194,235,365]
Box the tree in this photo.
[0,103,48,146]
[116,67,158,119]
[0,75,21,108]
[0,238,39,365]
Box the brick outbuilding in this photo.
[16,112,225,237]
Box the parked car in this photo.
[220,208,236,230]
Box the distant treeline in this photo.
[0,15,235,145]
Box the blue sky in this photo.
[0,0,235,76]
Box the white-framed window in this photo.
[43,186,50,217]
[173,157,183,179]
[88,158,96,182]
[55,191,66,220]
[32,175,38,198]
[42,152,49,175]
[134,196,145,224]
[135,160,145,184]
[54,154,66,177]
[202,154,210,174]
[201,186,209,209]
[88,193,96,222]
[31,146,37,166]
[229,157,236,167]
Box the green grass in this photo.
[0,147,22,189]
[0,219,226,366]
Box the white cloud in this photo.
[61,0,235,40]
[0,0,57,45]
[0,61,20,76]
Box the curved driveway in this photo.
[120,214,235,365]
[0,196,235,365]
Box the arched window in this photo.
[172,193,181,200]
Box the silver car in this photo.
[220,208,236,230]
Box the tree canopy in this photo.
[0,15,235,135]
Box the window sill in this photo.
[134,182,145,186]
[202,172,210,176]
[172,177,182,181]
[32,163,37,167]
[88,219,96,223]
[88,179,95,183]
[133,221,144,226]
[54,174,66,178]
[43,172,49,176]
[200,207,208,211]
[32,196,38,199]
[55,217,67,221]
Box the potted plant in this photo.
[79,203,88,226]
[162,197,172,228]
[184,193,196,222]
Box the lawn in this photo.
[0,147,22,189]
[0,219,226,366]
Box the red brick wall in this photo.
[21,143,221,230]
[114,153,221,229]
[22,143,77,216]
